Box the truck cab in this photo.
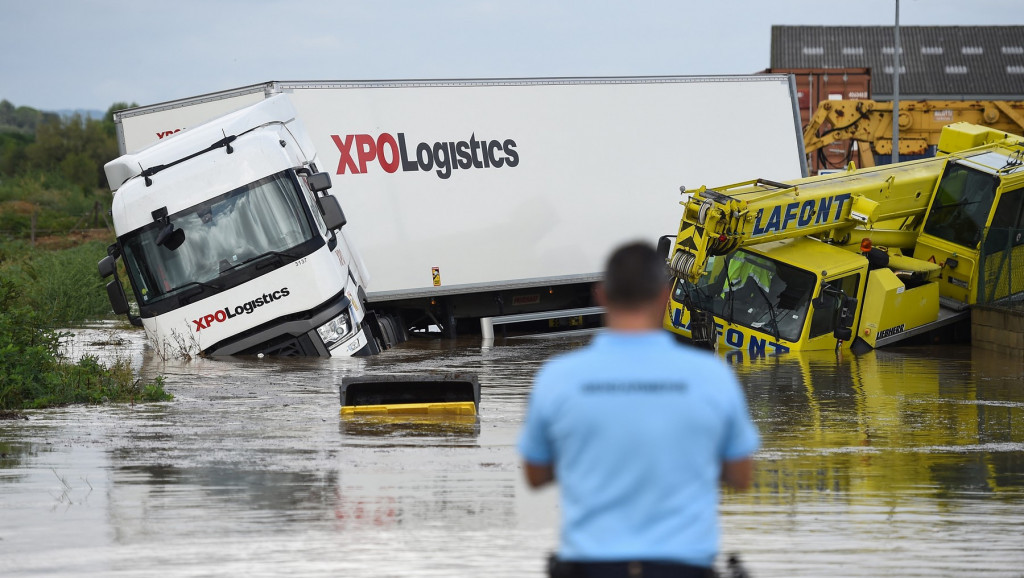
[100,95,375,358]
[914,128,1024,308]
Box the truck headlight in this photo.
[317,311,352,349]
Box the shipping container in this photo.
[762,68,872,174]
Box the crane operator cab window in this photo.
[924,162,999,249]
[981,186,1024,299]
[674,249,816,343]
[983,187,1024,254]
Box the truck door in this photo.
[805,272,863,349]
[918,161,1000,304]
[980,186,1024,302]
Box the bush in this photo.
[21,241,113,325]
[0,274,171,411]
[0,240,113,326]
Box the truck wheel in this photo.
[379,315,397,349]
[392,313,408,343]
[382,312,406,344]
[359,320,382,355]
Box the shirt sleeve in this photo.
[518,365,555,465]
[721,369,761,462]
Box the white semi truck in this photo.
[103,76,807,357]
[100,96,374,357]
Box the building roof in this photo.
[771,26,1024,100]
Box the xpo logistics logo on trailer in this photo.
[330,132,519,180]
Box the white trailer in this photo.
[111,76,806,347]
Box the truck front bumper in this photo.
[205,291,367,357]
[328,326,371,357]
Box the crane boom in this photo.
[670,155,945,284]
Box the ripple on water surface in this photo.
[2,331,1023,576]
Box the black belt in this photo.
[548,556,716,578]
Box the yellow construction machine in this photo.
[664,122,1024,355]
[804,99,1024,173]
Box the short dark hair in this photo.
[602,241,670,307]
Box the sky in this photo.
[2,0,1023,111]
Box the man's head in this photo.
[597,241,671,330]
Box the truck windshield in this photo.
[923,162,999,248]
[673,249,815,342]
[121,171,317,307]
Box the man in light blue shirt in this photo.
[519,242,759,578]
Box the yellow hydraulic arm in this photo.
[668,157,947,284]
[803,99,1024,169]
[670,122,1024,286]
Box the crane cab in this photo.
[914,144,1024,308]
[665,237,941,356]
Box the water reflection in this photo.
[107,465,340,543]
[340,414,481,440]
[1,328,1022,576]
[729,348,1024,502]
[0,441,48,484]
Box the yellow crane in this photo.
[664,122,1024,354]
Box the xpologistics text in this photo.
[193,288,290,332]
[331,132,519,179]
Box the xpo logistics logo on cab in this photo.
[330,132,519,180]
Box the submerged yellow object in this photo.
[339,373,480,419]
[340,401,477,417]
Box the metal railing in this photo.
[480,306,604,340]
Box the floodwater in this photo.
[2,325,1023,577]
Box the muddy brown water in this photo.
[2,324,1023,577]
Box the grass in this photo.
[0,239,115,326]
[0,242,172,411]
[0,172,109,237]
[0,110,170,411]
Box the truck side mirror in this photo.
[307,172,332,193]
[318,195,347,230]
[98,255,117,278]
[106,280,130,315]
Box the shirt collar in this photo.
[592,330,674,348]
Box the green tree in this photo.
[59,152,96,190]
[0,132,31,176]
[0,99,135,238]
[0,100,57,134]
[102,101,136,138]
[24,112,120,190]
[0,99,15,127]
